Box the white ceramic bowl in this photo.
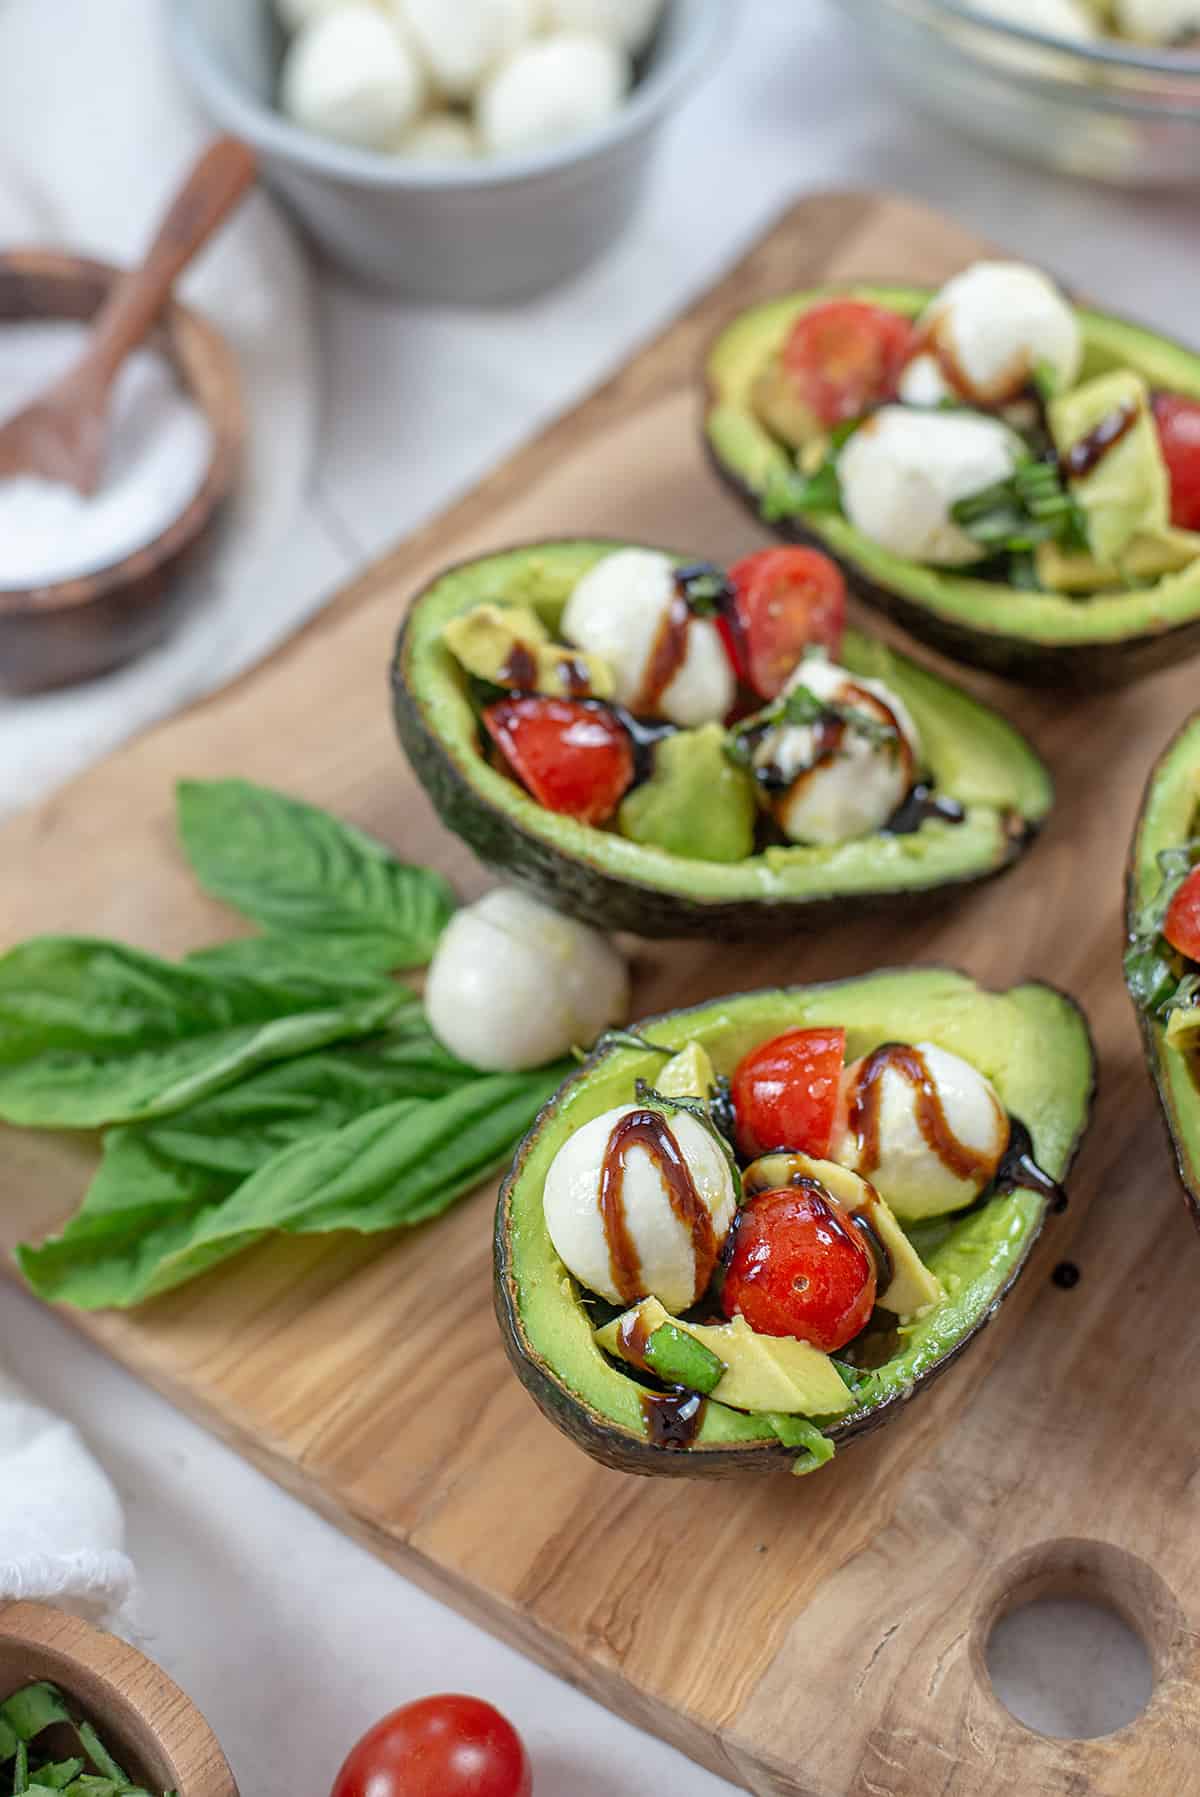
[168,0,728,302]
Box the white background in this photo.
[1,2,1187,1790]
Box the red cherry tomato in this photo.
[780,299,914,430]
[727,549,847,698]
[1153,393,1200,531]
[483,696,633,826]
[721,1184,876,1353]
[730,1026,847,1161]
[331,1695,532,1797]
[1164,865,1200,962]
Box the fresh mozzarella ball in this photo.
[1114,0,1200,39]
[276,0,363,33]
[395,111,479,160]
[543,1104,737,1309]
[903,261,1082,410]
[280,5,425,149]
[395,0,539,99]
[896,353,955,410]
[838,407,1022,567]
[562,549,735,728]
[478,34,631,156]
[424,887,629,1073]
[542,0,664,53]
[756,657,921,845]
[832,1042,1009,1220]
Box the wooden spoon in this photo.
[0,136,257,497]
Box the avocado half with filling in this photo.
[1126,711,1200,1224]
[705,286,1200,687]
[495,968,1095,1478]
[391,540,1052,938]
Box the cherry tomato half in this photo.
[483,696,633,826]
[1153,393,1200,531]
[730,1026,847,1162]
[727,548,847,698]
[331,1695,532,1797]
[1164,864,1200,963]
[780,299,914,430]
[721,1184,876,1353]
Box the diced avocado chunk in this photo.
[656,1041,716,1100]
[444,601,615,699]
[1037,525,1200,594]
[751,355,824,451]
[743,1151,945,1321]
[1050,370,1169,566]
[618,724,757,864]
[595,1296,853,1416]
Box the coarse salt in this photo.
[0,320,213,591]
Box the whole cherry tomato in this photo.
[779,299,914,429]
[483,696,633,826]
[1164,864,1200,963]
[721,1183,876,1353]
[730,1026,847,1162]
[1152,392,1200,531]
[331,1695,532,1797]
[727,548,847,698]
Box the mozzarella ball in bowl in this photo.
[543,0,666,54]
[832,1041,1010,1220]
[280,4,425,149]
[838,407,1022,566]
[395,112,479,161]
[1114,0,1200,39]
[753,656,920,845]
[397,0,540,101]
[562,548,735,728]
[478,34,632,156]
[898,260,1082,410]
[543,1103,737,1309]
[424,886,629,1072]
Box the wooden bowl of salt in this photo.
[0,250,242,694]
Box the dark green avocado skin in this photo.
[492,975,1097,1480]
[1125,713,1200,1230]
[706,447,1200,693]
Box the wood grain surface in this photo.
[2,193,1199,1796]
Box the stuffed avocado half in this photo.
[495,968,1095,1478]
[705,263,1200,686]
[392,540,1052,938]
[1126,711,1200,1224]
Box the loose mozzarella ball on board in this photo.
[755,657,920,845]
[396,0,539,100]
[478,34,631,156]
[395,111,479,161]
[832,1041,1009,1220]
[280,5,425,149]
[542,0,664,53]
[276,0,362,33]
[424,887,629,1072]
[1114,0,1200,39]
[902,261,1082,410]
[543,1103,737,1309]
[562,549,736,728]
[838,407,1022,567]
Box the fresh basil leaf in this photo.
[21,1064,568,1309]
[0,939,405,1128]
[762,460,842,521]
[177,780,456,972]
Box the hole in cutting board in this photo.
[987,1597,1153,1739]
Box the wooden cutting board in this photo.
[3,192,1200,1797]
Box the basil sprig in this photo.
[952,456,1088,557]
[1125,838,1200,1020]
[177,779,456,972]
[0,1682,171,1796]
[727,679,899,772]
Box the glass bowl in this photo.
[834,0,1200,185]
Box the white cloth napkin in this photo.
[0,0,326,818]
[0,1374,136,1634]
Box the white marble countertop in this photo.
[1,2,1188,1790]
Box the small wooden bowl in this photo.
[0,1601,239,1795]
[0,250,243,694]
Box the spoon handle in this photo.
[80,137,258,391]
